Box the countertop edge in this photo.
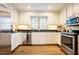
[18,30,61,32]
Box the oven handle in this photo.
[61,34,75,38]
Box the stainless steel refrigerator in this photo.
[0,10,11,54]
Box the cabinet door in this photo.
[22,33,27,44]
[59,8,67,25]
[11,34,16,51]
[39,32,61,44]
[37,32,47,44]
[73,4,79,14]
[31,32,60,44]
[45,33,58,44]
[0,4,9,12]
[57,33,61,45]
[17,33,23,45]
[78,35,79,55]
[11,33,19,51]
[31,33,40,44]
[67,4,73,17]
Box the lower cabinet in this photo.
[78,35,79,55]
[31,32,61,45]
[78,44,79,55]
[11,32,61,51]
[11,33,23,51]
[21,33,27,44]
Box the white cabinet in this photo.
[57,33,61,45]
[31,32,61,45]
[17,33,23,45]
[31,33,40,44]
[67,4,73,18]
[38,33,58,44]
[59,8,67,25]
[77,35,79,55]
[11,33,23,51]
[21,33,27,43]
[0,4,10,12]
[11,33,18,51]
[73,4,79,14]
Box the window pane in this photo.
[31,16,47,30]
[31,17,39,30]
[39,17,47,30]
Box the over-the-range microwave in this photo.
[66,17,79,25]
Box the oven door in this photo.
[61,34,75,54]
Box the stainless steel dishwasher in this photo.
[0,32,11,55]
[22,32,31,45]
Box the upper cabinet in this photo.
[59,4,79,26]
[0,4,11,13]
[0,4,19,31]
[0,4,11,17]
[73,4,79,14]
[66,4,73,18]
[59,8,67,25]
[18,12,59,30]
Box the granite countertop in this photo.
[18,30,61,32]
[0,30,61,33]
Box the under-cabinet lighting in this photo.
[27,5,31,9]
[48,6,52,9]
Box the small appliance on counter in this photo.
[57,25,66,32]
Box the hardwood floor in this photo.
[12,45,65,55]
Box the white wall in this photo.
[18,11,59,29]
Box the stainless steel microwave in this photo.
[66,17,79,25]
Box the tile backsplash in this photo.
[69,26,79,30]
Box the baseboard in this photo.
[22,44,32,46]
[22,44,60,46]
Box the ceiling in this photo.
[13,3,69,12]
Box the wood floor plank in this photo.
[12,46,65,55]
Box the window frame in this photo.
[31,16,47,30]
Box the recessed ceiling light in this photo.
[27,5,31,9]
[48,6,52,9]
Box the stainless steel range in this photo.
[61,32,78,55]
